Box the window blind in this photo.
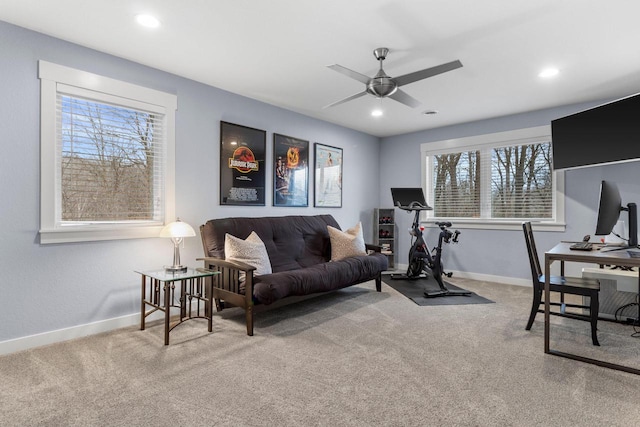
[431,150,481,218]
[490,142,553,220]
[429,140,553,220]
[57,94,165,224]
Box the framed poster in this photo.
[314,143,343,207]
[220,121,266,205]
[273,133,309,207]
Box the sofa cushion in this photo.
[253,252,388,305]
[224,231,272,276]
[327,222,366,261]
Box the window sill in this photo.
[421,220,566,232]
[39,225,163,244]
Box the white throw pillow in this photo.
[327,222,367,261]
[224,231,272,277]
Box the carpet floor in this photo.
[1,278,640,426]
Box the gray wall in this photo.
[0,21,380,344]
[2,18,638,348]
[380,106,640,281]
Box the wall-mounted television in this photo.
[551,93,640,170]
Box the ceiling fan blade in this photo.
[327,64,371,84]
[388,88,421,108]
[323,91,368,109]
[394,60,463,87]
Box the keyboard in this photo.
[570,242,593,251]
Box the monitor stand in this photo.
[601,203,639,252]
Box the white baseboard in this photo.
[0,311,163,356]
[449,270,530,287]
[2,270,531,356]
[391,264,531,288]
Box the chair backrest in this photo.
[522,222,543,286]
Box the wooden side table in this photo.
[136,268,217,345]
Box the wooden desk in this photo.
[544,243,640,375]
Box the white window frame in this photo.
[420,125,565,231]
[39,61,178,244]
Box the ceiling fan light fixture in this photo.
[371,109,383,117]
[367,77,398,98]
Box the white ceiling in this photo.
[2,0,640,138]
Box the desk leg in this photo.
[140,275,146,330]
[164,282,170,345]
[544,254,551,354]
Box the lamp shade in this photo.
[159,219,196,238]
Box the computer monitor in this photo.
[595,180,638,248]
[390,188,432,209]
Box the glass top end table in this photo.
[136,268,218,345]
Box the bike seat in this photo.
[435,221,452,228]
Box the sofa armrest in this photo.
[197,256,256,272]
[197,256,256,336]
[197,257,255,304]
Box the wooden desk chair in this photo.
[522,222,601,346]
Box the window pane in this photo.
[432,151,480,217]
[490,143,552,219]
[60,95,162,222]
[422,126,560,227]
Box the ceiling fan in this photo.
[325,47,462,109]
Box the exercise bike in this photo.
[392,201,471,298]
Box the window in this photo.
[421,126,564,230]
[39,61,177,243]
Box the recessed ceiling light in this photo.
[136,14,160,28]
[538,67,559,78]
[371,109,383,117]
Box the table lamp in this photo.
[160,218,196,273]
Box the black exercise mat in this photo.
[382,276,494,306]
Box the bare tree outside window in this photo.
[60,96,162,222]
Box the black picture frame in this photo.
[273,133,309,207]
[219,121,266,206]
[314,143,343,207]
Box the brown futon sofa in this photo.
[199,214,388,335]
